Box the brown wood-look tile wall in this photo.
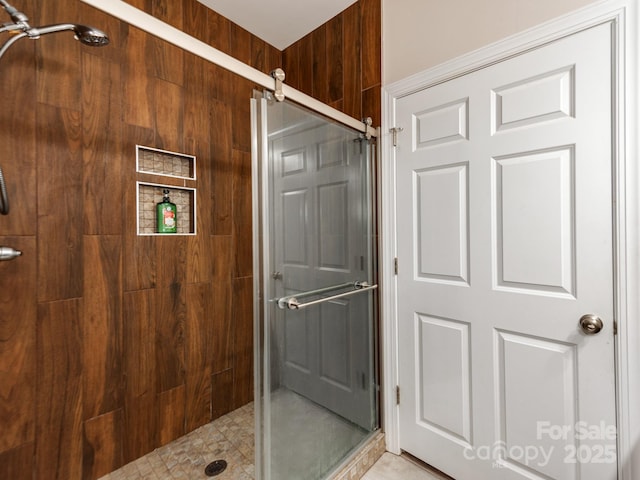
[283,0,382,127]
[0,0,380,478]
[0,0,282,478]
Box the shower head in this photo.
[0,1,109,60]
[0,22,110,61]
[31,23,110,46]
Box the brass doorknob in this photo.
[579,314,603,335]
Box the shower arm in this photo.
[0,30,26,59]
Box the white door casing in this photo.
[394,21,615,480]
[382,2,640,479]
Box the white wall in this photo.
[382,0,601,84]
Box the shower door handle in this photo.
[277,281,378,310]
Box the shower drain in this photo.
[204,459,228,477]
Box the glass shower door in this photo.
[252,92,378,480]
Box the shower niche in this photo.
[135,145,197,236]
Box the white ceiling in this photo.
[197,0,358,50]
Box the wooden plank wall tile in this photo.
[36,0,81,110]
[83,410,124,480]
[361,0,382,90]
[151,0,183,28]
[185,284,215,369]
[343,3,362,120]
[158,385,186,446]
[251,36,266,72]
[282,43,300,90]
[123,233,157,292]
[149,38,184,87]
[211,368,234,419]
[153,79,184,152]
[232,78,253,153]
[211,100,233,235]
[312,25,329,104]
[149,1,184,85]
[230,23,252,66]
[183,0,209,41]
[297,33,314,96]
[0,442,35,480]
[155,284,186,392]
[211,235,233,373]
[185,370,212,432]
[206,12,233,102]
[265,43,283,75]
[126,0,151,11]
[231,277,254,409]
[232,150,253,278]
[123,290,157,398]
[363,85,382,128]
[187,235,213,285]
[36,299,83,480]
[155,236,188,288]
[36,105,83,303]
[0,237,36,453]
[123,393,157,464]
[122,126,157,292]
[83,235,124,419]
[82,53,124,236]
[326,15,344,104]
[283,0,382,126]
[207,10,231,54]
[122,25,154,129]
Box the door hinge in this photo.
[396,385,400,405]
[394,257,398,275]
[390,127,404,147]
[613,320,617,335]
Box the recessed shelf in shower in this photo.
[136,144,196,180]
[136,182,196,236]
[134,145,197,236]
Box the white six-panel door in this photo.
[396,23,616,480]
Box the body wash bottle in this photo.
[157,188,177,233]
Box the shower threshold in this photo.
[99,398,384,480]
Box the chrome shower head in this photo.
[72,24,110,46]
[30,23,110,46]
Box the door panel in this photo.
[494,147,574,294]
[415,163,469,284]
[417,314,472,444]
[396,23,616,480]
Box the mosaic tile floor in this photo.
[100,390,375,480]
[99,393,445,480]
[99,402,255,480]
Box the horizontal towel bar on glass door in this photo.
[276,281,378,310]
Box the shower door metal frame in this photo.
[251,93,380,480]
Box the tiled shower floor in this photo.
[99,389,373,480]
[99,402,255,480]
[99,395,448,480]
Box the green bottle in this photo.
[157,188,177,233]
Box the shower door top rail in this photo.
[276,281,378,310]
